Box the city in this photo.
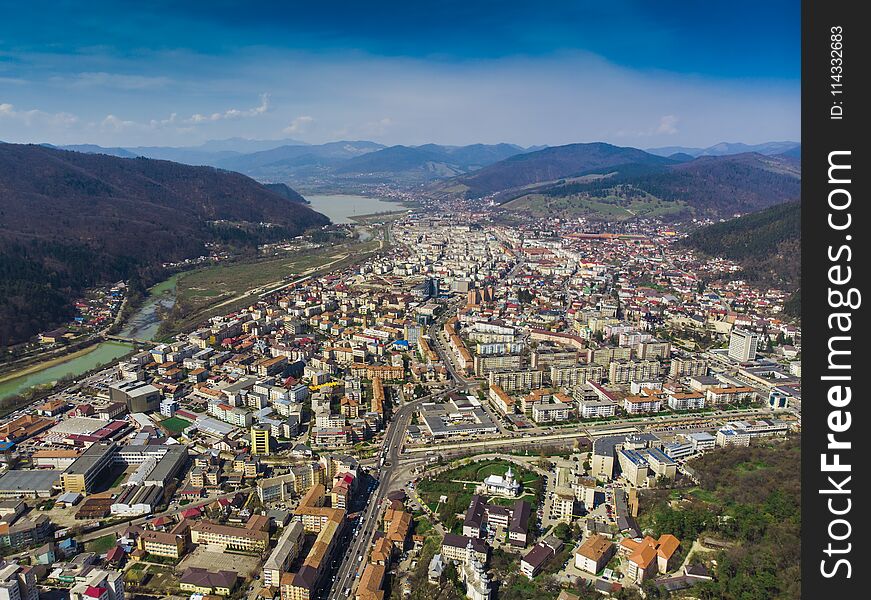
[0,205,800,600]
[0,3,802,599]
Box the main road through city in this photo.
[326,385,457,599]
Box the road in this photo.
[326,386,457,600]
[76,487,254,543]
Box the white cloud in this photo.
[0,102,78,127]
[187,93,270,124]
[357,117,392,137]
[283,115,314,134]
[655,115,679,135]
[101,114,139,132]
[99,94,272,134]
[615,115,680,139]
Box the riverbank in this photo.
[0,343,102,385]
[0,340,134,408]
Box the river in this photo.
[0,341,134,400]
[0,200,388,403]
[119,273,180,341]
[0,275,179,402]
[305,194,405,224]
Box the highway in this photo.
[326,385,457,599]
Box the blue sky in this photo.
[0,0,800,148]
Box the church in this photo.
[480,466,521,497]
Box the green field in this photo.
[416,459,543,532]
[504,191,688,220]
[85,533,118,554]
[159,238,380,336]
[160,416,191,434]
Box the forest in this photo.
[641,436,801,599]
[0,143,329,345]
[681,201,801,292]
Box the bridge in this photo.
[103,334,157,346]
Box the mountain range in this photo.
[54,139,532,185]
[0,143,328,346]
[51,137,799,191]
[647,141,800,158]
[433,142,801,219]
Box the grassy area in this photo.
[504,191,688,220]
[85,533,117,554]
[416,459,543,532]
[160,416,191,435]
[159,239,380,336]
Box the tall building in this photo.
[728,329,759,362]
[0,560,39,600]
[250,424,272,455]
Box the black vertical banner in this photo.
[803,0,869,596]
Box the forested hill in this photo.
[0,143,329,345]
[681,201,801,291]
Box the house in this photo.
[520,542,554,579]
[524,536,563,579]
[179,567,238,596]
[574,534,614,574]
[620,534,681,583]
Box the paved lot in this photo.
[178,545,263,578]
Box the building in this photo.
[109,380,160,413]
[531,398,574,423]
[461,496,530,547]
[190,516,270,552]
[487,385,515,415]
[418,399,498,439]
[487,370,543,393]
[623,395,661,415]
[263,522,305,587]
[667,392,705,411]
[356,562,386,600]
[574,534,614,574]
[551,487,576,522]
[251,424,272,455]
[620,535,681,584]
[728,329,759,362]
[0,560,39,600]
[136,528,187,559]
[460,541,491,600]
[179,567,237,596]
[715,419,788,447]
[0,470,61,499]
[60,442,116,494]
[481,467,520,497]
[441,534,488,565]
[705,386,756,406]
[669,357,708,378]
[520,542,556,579]
[609,360,662,384]
[68,569,125,600]
[685,432,716,452]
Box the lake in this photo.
[305,194,405,224]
